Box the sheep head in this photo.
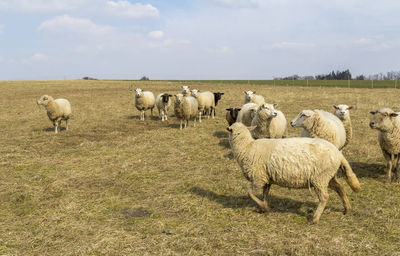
[369,108,398,132]
[333,104,353,120]
[290,110,314,128]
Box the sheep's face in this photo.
[334,104,353,120]
[135,88,143,97]
[227,122,254,142]
[369,108,398,132]
[174,94,184,104]
[244,91,255,101]
[37,95,52,106]
[182,86,190,95]
[161,93,172,103]
[290,110,314,128]
[214,92,224,106]
[226,107,241,124]
[190,89,199,97]
[260,103,278,118]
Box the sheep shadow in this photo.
[42,127,66,132]
[189,187,324,218]
[350,162,385,179]
[168,123,181,129]
[213,130,230,150]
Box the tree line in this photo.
[276,70,400,81]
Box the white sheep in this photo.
[236,103,258,126]
[333,104,353,148]
[190,89,215,122]
[227,122,360,224]
[134,88,155,121]
[181,86,190,96]
[37,95,72,134]
[155,93,172,121]
[251,103,287,139]
[174,94,198,129]
[291,109,346,150]
[243,90,265,105]
[369,107,400,183]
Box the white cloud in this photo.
[209,0,258,8]
[38,15,112,36]
[205,46,233,54]
[263,42,315,50]
[23,53,49,63]
[0,24,4,35]
[105,1,159,19]
[353,36,392,52]
[0,0,87,13]
[148,30,164,39]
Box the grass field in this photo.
[1,80,400,255]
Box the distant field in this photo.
[1,80,400,255]
[160,79,400,89]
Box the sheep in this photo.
[236,103,258,126]
[250,103,287,139]
[174,94,198,129]
[243,90,265,105]
[134,88,155,121]
[226,106,241,126]
[190,89,215,122]
[37,95,72,134]
[369,108,400,183]
[155,93,172,121]
[333,104,354,148]
[291,109,346,150]
[181,85,190,96]
[227,122,361,224]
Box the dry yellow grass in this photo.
[1,80,400,255]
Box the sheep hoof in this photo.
[308,218,319,225]
[343,208,351,215]
[260,205,270,213]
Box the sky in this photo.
[0,0,400,80]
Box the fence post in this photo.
[348,79,350,88]
[307,79,309,87]
[396,79,397,89]
[371,80,374,89]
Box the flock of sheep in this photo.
[36,85,400,224]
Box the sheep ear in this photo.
[253,91,256,94]
[247,126,256,132]
[226,126,232,132]
[273,103,278,108]
[221,93,224,95]
[370,111,376,115]
[169,94,173,97]
[237,108,241,111]
[390,113,398,117]
[347,106,354,110]
[333,105,338,109]
[226,108,232,111]
[243,91,247,94]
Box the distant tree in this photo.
[355,75,365,80]
[140,76,150,81]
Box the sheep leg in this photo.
[54,121,59,134]
[180,119,183,130]
[193,117,196,127]
[211,107,215,119]
[198,111,202,123]
[393,154,400,182]
[309,187,329,224]
[387,155,394,183]
[248,184,269,213]
[262,184,271,212]
[329,177,351,215]
[65,119,69,131]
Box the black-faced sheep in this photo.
[156,93,172,121]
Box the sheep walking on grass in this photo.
[370,108,400,183]
[174,94,198,130]
[134,88,155,121]
[156,93,172,121]
[250,103,287,139]
[227,122,361,224]
[236,103,258,126]
[243,91,265,105]
[333,104,354,148]
[37,95,71,134]
[291,109,346,150]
